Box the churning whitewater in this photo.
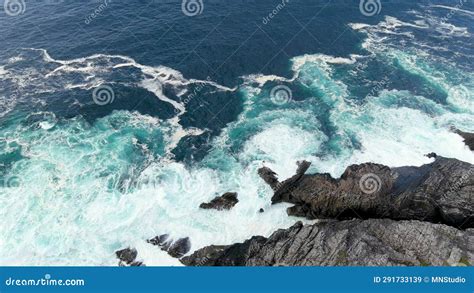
[0,2,473,265]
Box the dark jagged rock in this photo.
[200,192,238,210]
[425,152,437,159]
[454,129,474,151]
[116,234,192,265]
[268,161,312,204]
[116,248,137,264]
[182,245,229,266]
[168,237,192,258]
[257,167,280,190]
[147,234,169,246]
[147,235,191,258]
[258,157,474,229]
[181,219,474,266]
[259,208,264,213]
[115,248,143,266]
[257,161,311,203]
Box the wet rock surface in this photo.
[167,237,192,258]
[454,129,474,151]
[182,219,473,266]
[116,235,191,265]
[147,235,192,258]
[200,192,239,210]
[115,248,143,266]
[182,155,474,267]
[259,157,473,229]
[118,155,473,267]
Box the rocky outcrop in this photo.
[454,129,474,151]
[117,154,474,267]
[181,219,474,266]
[147,235,192,258]
[115,248,144,266]
[270,160,311,203]
[168,237,192,258]
[200,192,239,210]
[258,167,279,190]
[115,235,191,265]
[258,157,474,229]
[147,234,170,247]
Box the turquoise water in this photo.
[0,1,473,265]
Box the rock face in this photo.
[200,192,239,210]
[181,219,474,266]
[259,157,474,229]
[455,129,474,151]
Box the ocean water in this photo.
[0,0,473,265]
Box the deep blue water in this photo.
[0,0,473,265]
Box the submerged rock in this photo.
[259,157,474,229]
[200,192,239,210]
[182,219,474,266]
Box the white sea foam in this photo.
[242,74,293,87]
[349,14,470,57]
[0,109,313,265]
[334,90,474,169]
[288,49,474,176]
[1,48,238,159]
[348,23,371,30]
[1,18,474,268]
[292,53,357,72]
[0,66,7,77]
[430,4,474,17]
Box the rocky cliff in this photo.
[182,219,473,266]
[182,155,474,267]
[262,157,473,229]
